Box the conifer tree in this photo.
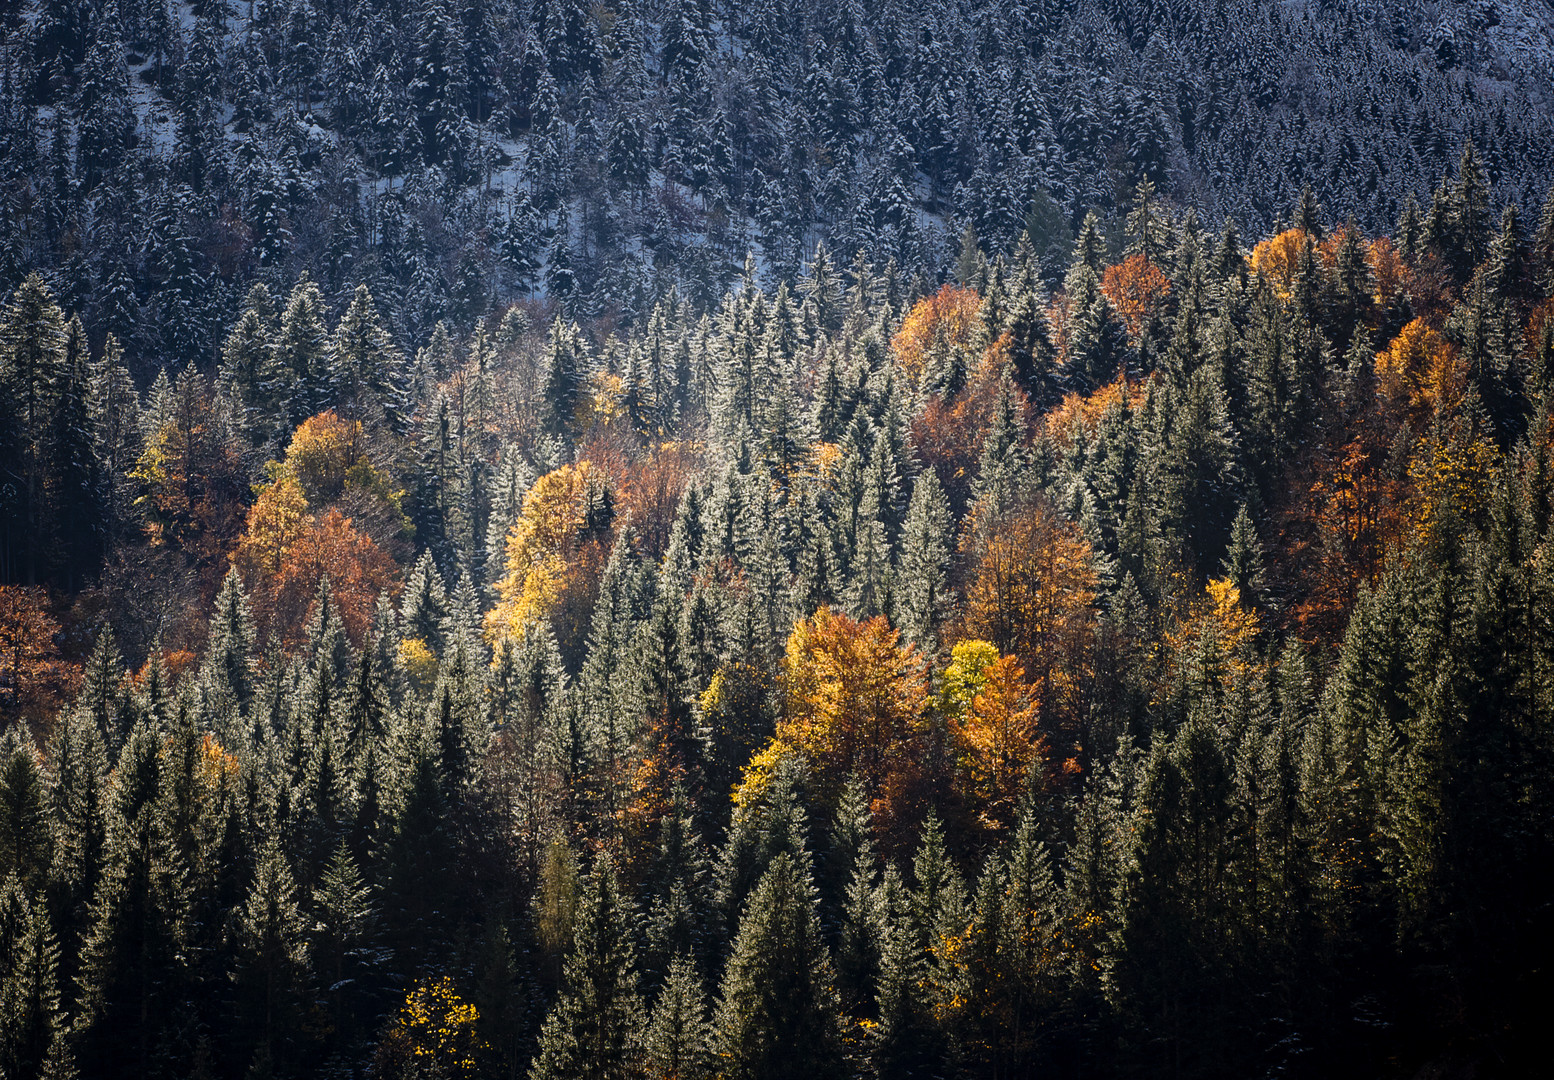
[645,952,713,1080]
[311,841,379,1054]
[47,707,108,975]
[201,566,258,737]
[530,855,645,1080]
[232,840,309,1074]
[716,852,845,1080]
[0,733,48,894]
[895,468,953,657]
[0,274,68,585]
[0,888,62,1080]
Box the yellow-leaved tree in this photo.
[485,461,607,644]
[374,977,485,1079]
[738,608,929,849]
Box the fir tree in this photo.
[715,852,846,1080]
[530,855,645,1080]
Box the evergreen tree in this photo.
[644,952,713,1080]
[530,855,645,1080]
[716,852,845,1080]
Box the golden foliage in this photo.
[485,461,604,643]
[1375,318,1456,412]
[959,496,1098,728]
[1407,418,1500,549]
[234,473,310,583]
[393,977,485,1078]
[1366,236,1408,308]
[399,637,438,693]
[129,387,248,569]
[1162,577,1262,698]
[1099,254,1171,340]
[282,409,386,504]
[744,608,929,812]
[580,371,626,432]
[234,485,396,650]
[1248,228,1310,299]
[1042,375,1133,448]
[892,284,982,390]
[951,650,1046,831]
[939,640,1001,721]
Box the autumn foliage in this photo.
[892,284,982,390]
[959,495,1099,732]
[233,414,399,648]
[740,608,929,838]
[1100,253,1172,340]
[1248,227,1310,297]
[0,585,71,723]
[486,461,611,645]
[943,643,1047,832]
[1375,318,1456,412]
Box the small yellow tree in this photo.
[485,462,603,643]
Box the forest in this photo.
[4,0,1554,1077]
[0,145,1551,1078]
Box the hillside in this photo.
[3,0,1554,371]
[3,2,1554,1079]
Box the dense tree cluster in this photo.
[2,151,1554,1078]
[2,0,1553,383]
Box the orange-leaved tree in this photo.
[1375,318,1456,413]
[283,410,379,504]
[1248,228,1310,299]
[892,284,982,391]
[1100,253,1171,341]
[942,641,1047,833]
[0,585,70,722]
[234,479,396,648]
[959,494,1098,740]
[741,608,929,836]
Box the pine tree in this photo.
[1220,504,1266,603]
[73,723,190,1079]
[201,566,258,737]
[716,852,846,1080]
[47,707,109,976]
[86,333,141,555]
[330,284,407,429]
[0,888,62,1080]
[276,275,334,427]
[530,855,645,1080]
[542,317,586,441]
[50,316,102,587]
[644,952,713,1080]
[401,550,450,659]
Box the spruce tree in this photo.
[895,468,953,657]
[645,952,713,1080]
[716,852,846,1080]
[530,855,645,1080]
[0,733,48,894]
[231,840,309,1075]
